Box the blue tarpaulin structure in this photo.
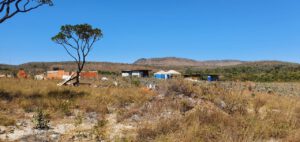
[154,70,170,79]
[207,75,219,82]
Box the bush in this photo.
[131,78,141,87]
[0,115,15,126]
[32,108,50,130]
[165,80,196,97]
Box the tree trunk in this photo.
[74,71,80,86]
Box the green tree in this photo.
[52,24,103,86]
[0,0,53,23]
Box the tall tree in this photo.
[52,24,103,86]
[0,0,53,24]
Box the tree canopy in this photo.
[52,24,103,86]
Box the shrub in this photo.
[165,80,196,97]
[32,108,50,130]
[219,93,249,115]
[131,78,141,87]
[253,95,267,114]
[137,118,181,141]
[0,115,15,126]
[58,100,72,116]
[93,119,108,140]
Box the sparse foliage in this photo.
[32,108,50,130]
[0,0,53,23]
[52,24,103,86]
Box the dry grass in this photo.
[0,78,300,142]
[135,79,300,142]
[0,78,153,121]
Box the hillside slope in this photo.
[134,57,244,67]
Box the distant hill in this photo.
[134,57,244,67]
[1,58,299,79]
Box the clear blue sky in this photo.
[1,0,300,65]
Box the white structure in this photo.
[34,74,45,80]
[101,77,109,81]
[121,72,130,77]
[121,70,151,78]
[62,75,72,80]
[154,70,181,79]
[166,70,181,75]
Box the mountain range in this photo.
[0,57,298,74]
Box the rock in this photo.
[0,126,6,134]
[50,132,60,141]
[7,126,15,133]
[130,114,141,122]
[16,120,28,128]
[220,101,227,109]
[86,112,98,123]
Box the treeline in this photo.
[186,63,300,82]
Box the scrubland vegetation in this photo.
[191,62,300,82]
[0,78,299,141]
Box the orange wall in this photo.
[47,70,65,80]
[17,70,27,79]
[80,71,98,79]
[47,70,98,80]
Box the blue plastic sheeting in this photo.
[154,74,170,79]
[208,76,212,82]
[207,75,218,82]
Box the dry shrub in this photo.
[217,92,249,115]
[0,114,15,126]
[155,107,233,142]
[285,129,300,142]
[117,107,140,122]
[137,117,181,142]
[165,79,198,97]
[295,105,300,127]
[258,111,293,139]
[253,94,268,114]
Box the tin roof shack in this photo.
[80,71,99,80]
[17,69,27,79]
[121,70,151,78]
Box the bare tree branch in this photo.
[0,0,52,24]
[60,43,78,63]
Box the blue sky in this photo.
[1,0,300,65]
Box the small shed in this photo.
[121,70,151,78]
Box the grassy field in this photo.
[0,78,299,141]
